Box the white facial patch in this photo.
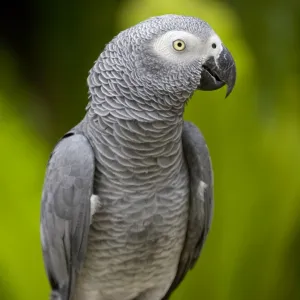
[152,30,203,63]
[206,34,223,67]
[152,30,223,65]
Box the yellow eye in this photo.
[173,39,186,51]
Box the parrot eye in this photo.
[212,43,217,49]
[173,39,186,51]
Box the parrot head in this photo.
[90,14,236,108]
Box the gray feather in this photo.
[40,13,235,300]
[40,132,95,300]
[162,121,214,299]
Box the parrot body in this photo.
[40,14,236,300]
[74,117,189,300]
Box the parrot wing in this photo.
[40,132,95,300]
[162,121,214,299]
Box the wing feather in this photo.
[162,121,214,299]
[40,133,95,300]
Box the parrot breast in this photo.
[74,113,189,300]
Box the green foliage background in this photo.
[0,0,300,299]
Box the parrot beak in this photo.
[198,45,236,98]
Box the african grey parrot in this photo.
[40,14,236,300]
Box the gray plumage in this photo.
[40,14,236,300]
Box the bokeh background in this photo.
[1,0,300,299]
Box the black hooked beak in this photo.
[198,45,236,98]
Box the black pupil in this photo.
[212,43,216,49]
[177,42,182,48]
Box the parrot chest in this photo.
[76,116,190,299]
[78,164,189,298]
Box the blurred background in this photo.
[1,0,300,299]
